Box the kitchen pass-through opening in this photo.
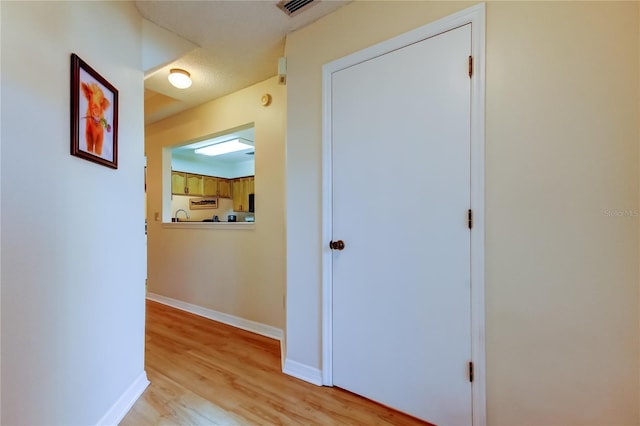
[164,122,256,224]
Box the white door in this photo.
[331,24,472,425]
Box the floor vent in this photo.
[277,0,318,17]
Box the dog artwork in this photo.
[81,81,111,156]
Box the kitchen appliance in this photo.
[248,193,255,213]
[227,215,237,222]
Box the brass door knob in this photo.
[330,240,345,251]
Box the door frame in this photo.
[320,4,486,425]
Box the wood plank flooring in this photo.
[120,300,432,425]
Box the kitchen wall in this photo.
[0,1,147,425]
[284,1,639,425]
[171,196,245,222]
[146,76,286,331]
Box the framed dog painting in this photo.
[70,53,118,169]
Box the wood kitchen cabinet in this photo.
[232,176,254,212]
[217,179,232,198]
[172,171,203,195]
[186,174,203,195]
[232,179,244,211]
[202,176,218,197]
[173,170,238,199]
[171,171,188,195]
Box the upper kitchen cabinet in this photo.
[202,175,219,197]
[171,170,208,196]
[172,171,204,195]
[173,171,238,198]
[186,173,203,195]
[218,179,232,198]
[171,171,188,195]
[232,176,254,212]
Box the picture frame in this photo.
[190,197,219,210]
[70,53,118,169]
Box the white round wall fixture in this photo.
[261,94,272,106]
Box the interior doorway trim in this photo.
[320,4,486,425]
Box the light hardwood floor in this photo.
[120,300,431,425]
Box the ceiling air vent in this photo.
[277,0,318,17]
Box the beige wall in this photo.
[1,1,147,424]
[285,1,639,424]
[146,76,286,330]
[484,2,638,424]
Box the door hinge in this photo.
[469,361,474,382]
[468,209,473,229]
[468,55,473,78]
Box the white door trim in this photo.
[320,4,486,425]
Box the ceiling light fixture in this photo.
[194,139,253,157]
[168,68,192,89]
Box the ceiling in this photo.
[172,126,255,166]
[136,0,351,124]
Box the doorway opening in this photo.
[161,123,256,223]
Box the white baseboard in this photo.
[283,358,323,386]
[146,292,283,341]
[96,370,149,426]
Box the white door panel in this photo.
[331,24,472,425]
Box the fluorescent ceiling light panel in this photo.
[194,139,253,156]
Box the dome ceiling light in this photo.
[168,68,192,89]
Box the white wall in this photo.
[0,2,147,425]
[146,76,286,331]
[284,1,639,425]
